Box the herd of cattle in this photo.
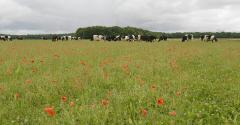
[51,34,218,42]
[51,36,81,41]
[0,35,13,41]
[89,34,217,42]
[0,34,218,42]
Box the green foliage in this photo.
[76,26,152,39]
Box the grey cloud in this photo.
[1,0,240,34]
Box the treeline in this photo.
[76,26,152,39]
[76,26,240,39]
[2,26,240,39]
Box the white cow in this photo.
[137,35,141,41]
[124,36,130,41]
[68,36,72,40]
[93,35,104,41]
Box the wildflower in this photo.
[122,64,130,74]
[31,59,35,64]
[176,91,181,96]
[123,64,129,69]
[103,72,109,80]
[101,99,109,106]
[15,93,20,99]
[169,111,176,116]
[61,96,67,102]
[80,61,86,66]
[25,79,32,84]
[70,101,75,107]
[141,109,148,117]
[170,59,178,70]
[44,107,56,117]
[53,54,60,59]
[157,98,164,106]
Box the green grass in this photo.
[0,39,240,125]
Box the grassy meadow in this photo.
[0,39,240,125]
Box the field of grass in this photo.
[0,39,240,125]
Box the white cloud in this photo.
[0,0,240,34]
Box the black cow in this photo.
[141,35,157,42]
[105,35,115,41]
[17,36,24,40]
[200,35,204,41]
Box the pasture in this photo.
[0,39,240,125]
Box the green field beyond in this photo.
[0,40,240,125]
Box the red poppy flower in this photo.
[123,64,129,69]
[169,111,176,116]
[31,59,35,64]
[44,107,56,117]
[176,91,181,96]
[25,79,32,84]
[101,99,109,106]
[61,96,67,102]
[70,101,75,107]
[80,61,86,65]
[15,93,20,99]
[141,109,148,117]
[157,98,164,106]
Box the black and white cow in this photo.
[0,36,6,41]
[182,34,193,42]
[204,35,218,42]
[115,35,122,41]
[4,36,12,41]
[158,34,168,41]
[129,35,136,42]
[203,35,211,42]
[52,36,59,42]
[41,37,47,40]
[182,35,188,42]
[188,34,194,40]
[71,37,80,40]
[210,35,218,42]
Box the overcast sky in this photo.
[1,0,240,34]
